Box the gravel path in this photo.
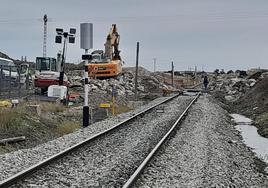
[0,95,176,182]
[134,95,268,188]
[10,96,193,187]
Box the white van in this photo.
[0,57,18,81]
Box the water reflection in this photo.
[230,114,268,165]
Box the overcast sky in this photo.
[0,0,268,72]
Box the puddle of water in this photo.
[230,113,252,124]
[230,114,268,172]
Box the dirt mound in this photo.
[237,76,268,116]
[234,76,268,137]
[248,71,266,80]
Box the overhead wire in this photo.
[1,11,268,24]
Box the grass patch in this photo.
[0,107,26,130]
[113,105,131,115]
[55,121,80,136]
[0,103,81,154]
[40,102,65,113]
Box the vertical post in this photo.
[59,35,67,86]
[43,14,48,57]
[0,65,2,96]
[18,66,21,98]
[112,96,115,116]
[134,42,139,101]
[153,58,156,72]
[81,22,93,127]
[9,66,11,98]
[83,49,89,127]
[112,85,116,116]
[195,65,197,84]
[26,69,29,90]
[171,61,174,87]
[90,108,93,123]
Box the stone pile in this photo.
[210,77,257,102]
[69,68,171,97]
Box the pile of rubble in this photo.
[210,77,256,102]
[210,71,268,102]
[68,67,173,98]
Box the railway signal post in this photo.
[80,23,93,127]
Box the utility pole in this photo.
[195,65,197,84]
[171,61,174,87]
[153,58,156,72]
[43,14,48,57]
[134,42,139,101]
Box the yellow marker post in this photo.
[99,103,111,117]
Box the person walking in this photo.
[203,75,209,90]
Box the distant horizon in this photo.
[1,50,266,73]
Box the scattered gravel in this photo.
[12,96,193,187]
[0,95,175,182]
[134,95,268,187]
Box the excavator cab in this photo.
[34,56,68,94]
[91,50,106,64]
[36,57,57,72]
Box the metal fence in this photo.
[0,65,33,99]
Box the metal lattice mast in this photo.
[43,14,48,57]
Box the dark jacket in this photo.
[203,76,209,84]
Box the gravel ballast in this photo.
[10,96,193,187]
[134,95,268,187]
[0,96,175,182]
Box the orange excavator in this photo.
[89,24,123,78]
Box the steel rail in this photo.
[123,92,200,188]
[0,93,182,188]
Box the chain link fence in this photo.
[0,65,33,99]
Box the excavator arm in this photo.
[104,24,121,61]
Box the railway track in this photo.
[0,92,199,187]
[123,93,199,188]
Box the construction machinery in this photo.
[19,63,31,85]
[34,53,68,94]
[89,24,123,78]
